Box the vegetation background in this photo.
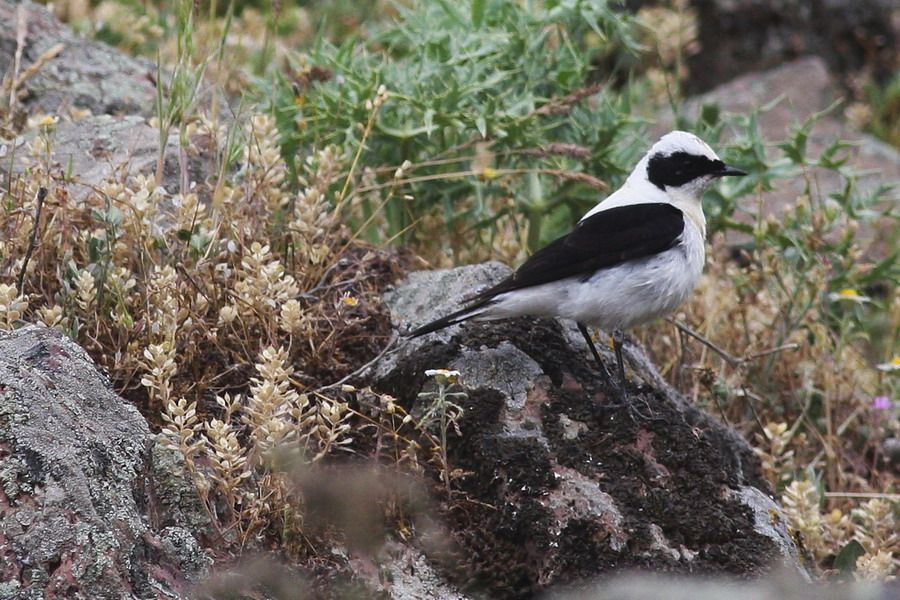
[1,0,897,588]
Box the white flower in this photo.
[876,356,900,372]
[27,114,59,129]
[827,288,870,304]
[425,368,461,385]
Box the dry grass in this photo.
[0,98,422,553]
[638,227,897,577]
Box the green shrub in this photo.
[264,0,642,257]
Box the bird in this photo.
[407,130,746,398]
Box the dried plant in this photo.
[416,369,467,498]
[754,422,801,489]
[0,284,28,330]
[781,480,826,560]
[852,499,899,557]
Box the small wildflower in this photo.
[425,368,461,385]
[341,293,359,307]
[27,114,59,129]
[876,356,900,372]
[480,167,500,180]
[827,288,870,303]
[871,396,892,410]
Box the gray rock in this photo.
[0,114,219,204]
[550,570,895,600]
[0,325,208,599]
[681,56,837,137]
[0,0,159,117]
[372,263,807,598]
[680,0,898,94]
[681,57,900,182]
[147,439,210,536]
[661,57,900,244]
[380,543,471,600]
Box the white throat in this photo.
[667,190,707,239]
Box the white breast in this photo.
[478,218,706,331]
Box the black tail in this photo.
[406,299,492,338]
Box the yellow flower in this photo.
[876,356,900,372]
[479,167,500,180]
[425,368,461,385]
[27,114,59,129]
[341,294,359,307]
[827,288,870,304]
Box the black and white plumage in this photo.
[408,131,746,389]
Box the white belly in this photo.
[479,224,706,331]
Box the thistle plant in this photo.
[265,0,641,258]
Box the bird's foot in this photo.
[576,322,658,422]
[601,379,656,422]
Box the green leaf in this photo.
[433,0,465,27]
[471,0,486,28]
[423,108,436,138]
[699,103,720,128]
[834,540,865,577]
[190,231,212,254]
[475,115,487,139]
[119,309,134,329]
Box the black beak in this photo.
[716,164,747,177]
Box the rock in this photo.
[371,263,806,598]
[0,114,220,203]
[681,0,898,94]
[0,325,209,599]
[379,543,472,600]
[683,56,836,136]
[147,439,211,538]
[661,57,900,244]
[0,0,159,118]
[551,570,899,600]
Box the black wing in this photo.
[470,202,684,302]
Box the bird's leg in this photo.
[577,322,615,384]
[611,328,655,420]
[577,322,634,411]
[612,329,627,385]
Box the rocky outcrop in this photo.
[0,326,209,599]
[0,114,219,204]
[0,0,222,202]
[0,0,159,117]
[680,0,898,94]
[370,263,806,598]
